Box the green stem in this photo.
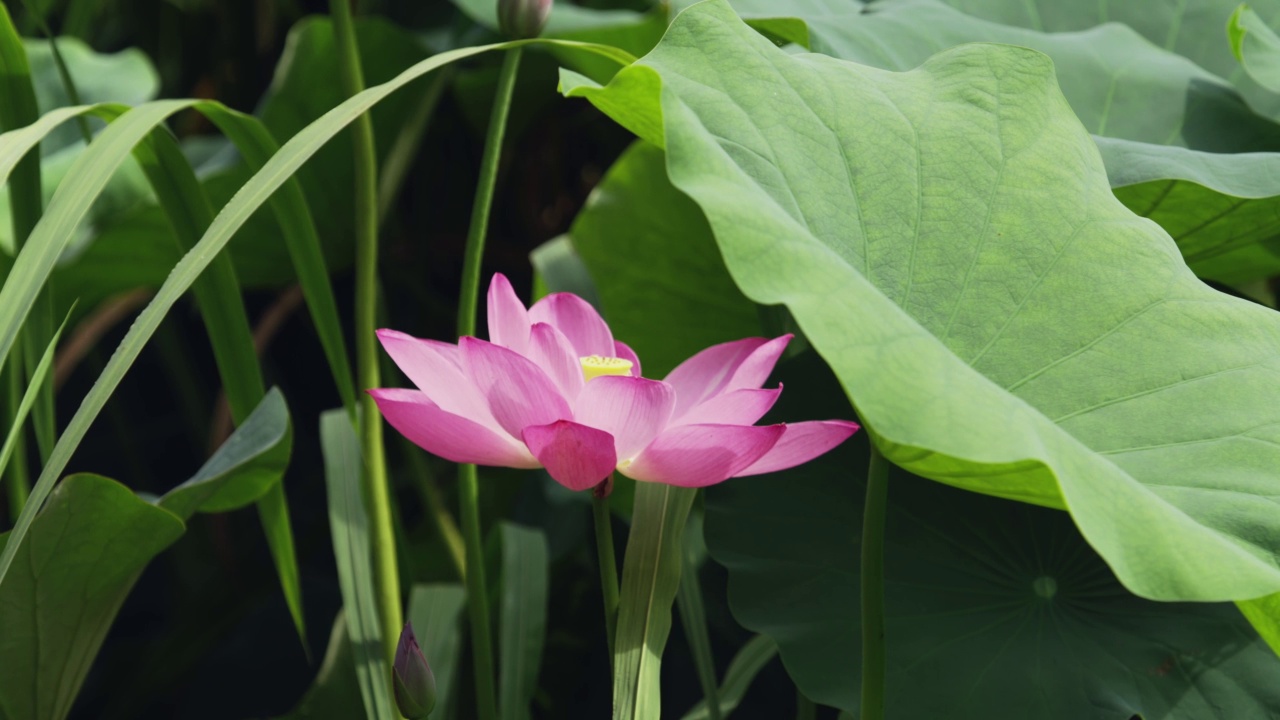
[458,463,498,720]
[453,45,522,720]
[861,442,890,720]
[795,691,816,720]
[593,487,620,661]
[3,364,29,521]
[456,46,522,335]
[329,0,402,665]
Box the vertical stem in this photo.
[861,442,890,720]
[329,0,402,664]
[593,488,620,660]
[795,691,816,720]
[3,364,29,521]
[454,46,522,720]
[456,46,523,335]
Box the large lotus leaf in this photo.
[703,0,1280,152]
[1096,136,1280,284]
[1230,4,1280,93]
[562,0,1280,607]
[570,141,762,377]
[931,0,1280,116]
[690,0,1280,283]
[0,474,185,720]
[705,352,1280,718]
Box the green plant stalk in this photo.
[329,0,402,667]
[795,692,815,720]
[593,487,620,661]
[677,524,719,720]
[2,364,30,520]
[862,442,890,720]
[0,2,54,467]
[454,45,523,720]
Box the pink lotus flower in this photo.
[370,274,859,491]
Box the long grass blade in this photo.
[0,35,631,597]
[0,3,55,464]
[676,511,720,720]
[0,308,68,485]
[320,408,394,720]
[613,484,697,719]
[498,522,550,720]
[133,125,307,647]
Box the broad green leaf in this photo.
[614,483,697,720]
[530,234,601,307]
[0,37,631,590]
[497,523,549,720]
[678,635,777,720]
[1096,136,1280,283]
[407,583,468,719]
[22,35,157,155]
[700,0,1280,282]
[320,409,394,720]
[929,0,1280,115]
[570,141,761,377]
[567,0,1280,609]
[0,474,185,720]
[1230,4,1280,93]
[159,387,293,518]
[705,352,1280,717]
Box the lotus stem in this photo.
[593,482,620,662]
[454,45,523,720]
[862,442,890,720]
[328,0,402,666]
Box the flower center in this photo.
[580,355,633,382]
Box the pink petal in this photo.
[487,273,531,355]
[622,423,785,488]
[522,420,617,491]
[377,329,503,433]
[460,337,571,438]
[675,386,782,426]
[528,292,614,358]
[574,376,675,459]
[529,322,585,400]
[664,335,791,418]
[734,420,861,477]
[370,388,537,468]
[614,341,642,377]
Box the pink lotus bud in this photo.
[393,622,436,719]
[498,0,552,39]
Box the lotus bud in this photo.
[393,622,436,719]
[498,0,551,39]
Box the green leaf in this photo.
[704,352,1280,717]
[678,635,778,720]
[320,409,394,720]
[1096,135,1280,283]
[0,474,185,720]
[1229,4,1280,92]
[614,483,697,720]
[0,36,630,591]
[497,522,549,720]
[530,234,601,308]
[407,583,468,719]
[570,141,761,377]
[568,0,1280,609]
[22,35,158,155]
[701,0,1280,283]
[159,387,293,518]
